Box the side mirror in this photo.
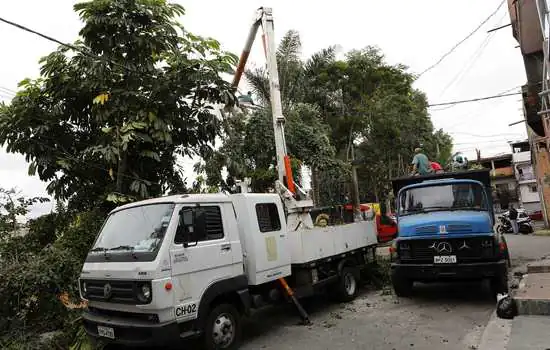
[176,207,195,247]
[176,207,206,248]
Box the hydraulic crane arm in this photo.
[232,8,292,191]
[233,7,314,231]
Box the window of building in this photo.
[530,185,538,193]
[255,203,281,232]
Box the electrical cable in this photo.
[0,16,137,75]
[417,0,506,78]
[438,10,509,100]
[450,131,525,138]
[428,91,520,107]
[0,86,16,95]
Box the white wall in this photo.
[512,151,531,164]
[520,183,540,203]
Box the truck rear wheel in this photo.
[203,303,241,350]
[334,267,359,302]
[391,273,413,297]
[490,270,509,299]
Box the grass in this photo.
[534,229,550,237]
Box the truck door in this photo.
[169,204,235,323]
[254,201,290,275]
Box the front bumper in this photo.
[391,260,507,281]
[82,309,187,347]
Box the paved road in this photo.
[107,234,550,350]
[505,233,550,264]
[237,234,550,350]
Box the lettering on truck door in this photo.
[169,204,234,322]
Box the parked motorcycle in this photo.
[496,211,534,234]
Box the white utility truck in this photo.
[79,7,378,350]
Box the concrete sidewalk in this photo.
[514,258,550,316]
[480,255,550,349]
[507,316,550,350]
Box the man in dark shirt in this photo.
[509,205,518,234]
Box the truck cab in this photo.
[389,169,510,297]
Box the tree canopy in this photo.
[0,0,237,211]
[202,31,453,204]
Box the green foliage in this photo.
[0,206,105,347]
[0,211,104,348]
[0,188,49,238]
[0,0,237,212]
[207,32,453,205]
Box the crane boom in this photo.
[232,8,289,186]
[233,7,314,230]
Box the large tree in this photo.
[199,31,336,194]
[202,32,453,206]
[0,0,237,211]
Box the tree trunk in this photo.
[116,151,128,193]
[311,167,320,206]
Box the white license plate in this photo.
[97,325,115,339]
[434,255,457,264]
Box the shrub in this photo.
[0,209,105,348]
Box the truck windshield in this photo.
[399,183,488,216]
[91,203,175,254]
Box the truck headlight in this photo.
[137,283,152,303]
[80,281,88,297]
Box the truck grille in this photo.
[415,225,437,234]
[87,307,159,323]
[82,280,139,304]
[447,224,472,233]
[399,237,495,263]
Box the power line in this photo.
[417,0,506,78]
[0,16,144,76]
[0,86,16,95]
[428,91,521,107]
[437,10,508,99]
[429,84,522,112]
[450,131,524,138]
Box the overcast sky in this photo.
[0,0,528,217]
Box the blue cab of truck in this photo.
[389,169,510,297]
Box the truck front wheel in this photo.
[203,303,242,350]
[391,273,413,297]
[334,267,359,302]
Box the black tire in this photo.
[496,225,506,234]
[391,273,413,297]
[490,270,509,299]
[203,303,241,350]
[334,267,359,302]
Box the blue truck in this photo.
[389,169,511,297]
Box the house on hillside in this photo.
[474,153,519,212]
[510,140,542,214]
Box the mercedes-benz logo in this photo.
[103,283,112,299]
[436,242,452,254]
[459,240,470,250]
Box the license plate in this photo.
[434,255,457,264]
[97,326,115,339]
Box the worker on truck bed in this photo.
[411,147,433,176]
[430,161,444,174]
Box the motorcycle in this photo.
[496,211,534,234]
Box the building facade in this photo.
[476,154,519,213]
[510,140,542,214]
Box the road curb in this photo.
[477,311,512,350]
